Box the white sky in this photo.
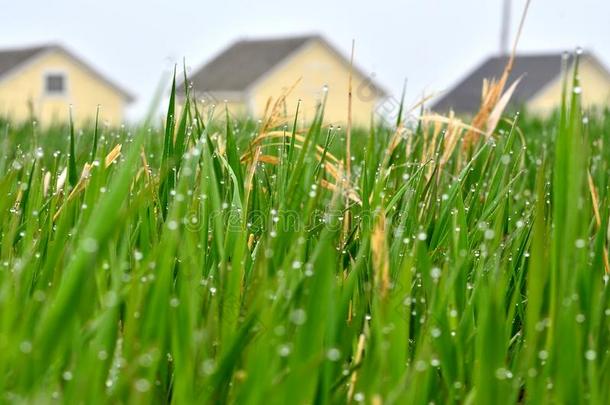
[1,0,608,121]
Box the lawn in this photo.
[0,55,609,404]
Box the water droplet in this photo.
[83,237,99,253]
[201,359,215,375]
[19,341,32,354]
[326,348,341,361]
[585,350,596,361]
[278,344,291,357]
[290,308,307,325]
[430,267,441,280]
[495,368,513,380]
[134,378,151,392]
[104,291,118,307]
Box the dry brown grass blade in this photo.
[587,171,610,274]
[440,120,463,167]
[104,144,122,168]
[387,125,406,161]
[343,40,356,245]
[56,167,67,194]
[319,179,361,205]
[420,115,486,135]
[242,80,365,205]
[245,132,341,165]
[244,79,301,206]
[215,131,226,156]
[53,162,92,221]
[463,0,531,147]
[240,136,364,205]
[13,189,23,211]
[486,76,523,137]
[244,146,343,181]
[371,210,390,297]
[347,330,367,402]
[256,155,280,165]
[259,78,302,134]
[139,145,152,182]
[54,144,124,222]
[42,171,51,198]
[411,92,439,115]
[346,39,354,179]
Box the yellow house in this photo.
[0,44,133,125]
[179,35,386,125]
[433,52,610,116]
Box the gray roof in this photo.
[0,45,49,78]
[0,44,133,102]
[432,52,609,114]
[180,35,386,97]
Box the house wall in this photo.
[527,57,610,115]
[0,50,127,126]
[247,40,382,126]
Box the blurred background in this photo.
[0,0,608,121]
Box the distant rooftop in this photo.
[0,44,133,102]
[432,52,610,114]
[0,45,49,78]
[180,34,386,96]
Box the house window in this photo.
[45,73,66,95]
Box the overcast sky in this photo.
[1,0,608,120]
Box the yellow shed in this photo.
[0,44,133,126]
[433,52,610,116]
[179,35,387,125]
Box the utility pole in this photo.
[500,0,511,54]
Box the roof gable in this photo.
[432,52,608,114]
[181,35,386,97]
[183,36,313,94]
[0,44,133,102]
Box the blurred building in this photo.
[179,35,386,125]
[0,44,133,125]
[433,52,610,116]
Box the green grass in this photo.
[1,57,610,404]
